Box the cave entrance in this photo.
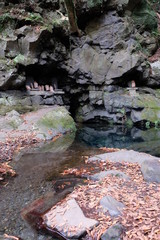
[25,64,64,93]
[116,69,144,88]
[19,63,69,107]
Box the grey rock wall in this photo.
[0,0,159,126]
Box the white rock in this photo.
[43,198,98,238]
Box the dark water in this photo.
[0,124,160,239]
[78,124,160,157]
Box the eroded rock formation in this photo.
[0,0,160,126]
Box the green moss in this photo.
[44,11,69,32]
[8,117,22,129]
[38,107,76,133]
[132,0,157,31]
[155,120,160,128]
[0,105,37,116]
[126,118,133,127]
[145,121,151,129]
[13,54,25,64]
[13,54,38,66]
[141,108,160,123]
[25,13,43,23]
[118,108,126,115]
[133,95,160,109]
[0,13,15,33]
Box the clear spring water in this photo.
[0,124,160,239]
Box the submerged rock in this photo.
[100,196,125,217]
[43,198,98,239]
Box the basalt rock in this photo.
[100,195,125,217]
[67,11,143,86]
[101,223,123,240]
[0,0,159,127]
[141,159,160,183]
[76,88,160,125]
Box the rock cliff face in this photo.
[0,0,160,126]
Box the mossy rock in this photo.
[13,54,38,66]
[133,94,160,109]
[132,0,157,31]
[37,107,76,139]
[7,115,23,129]
[0,13,15,33]
[141,108,160,123]
[0,104,37,116]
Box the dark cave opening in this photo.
[116,69,145,88]
[69,93,81,118]
[20,64,67,92]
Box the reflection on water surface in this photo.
[0,124,160,239]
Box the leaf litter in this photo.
[0,132,40,183]
[59,155,160,240]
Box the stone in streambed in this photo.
[141,159,160,183]
[88,150,159,165]
[90,170,129,181]
[100,196,125,217]
[43,198,98,239]
[101,223,123,240]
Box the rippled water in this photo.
[0,124,160,239]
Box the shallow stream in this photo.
[0,124,160,239]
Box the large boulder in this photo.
[0,106,76,141]
[88,150,159,165]
[36,106,76,139]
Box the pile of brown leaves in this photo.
[62,160,160,240]
[0,132,39,162]
[0,162,16,181]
